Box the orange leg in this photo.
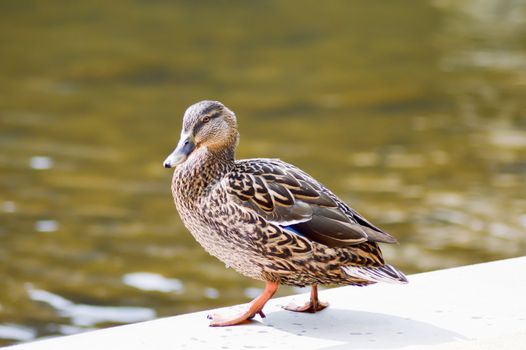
[283,284,328,313]
[207,281,279,327]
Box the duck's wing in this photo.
[224,158,397,247]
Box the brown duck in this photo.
[163,100,407,326]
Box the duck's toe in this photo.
[283,299,328,313]
[283,284,328,313]
[207,310,253,327]
[207,305,266,327]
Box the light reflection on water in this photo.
[0,324,36,343]
[27,286,155,327]
[1,0,525,345]
[122,272,184,294]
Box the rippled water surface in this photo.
[1,0,526,345]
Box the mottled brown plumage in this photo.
[164,100,407,326]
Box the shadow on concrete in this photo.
[261,308,465,349]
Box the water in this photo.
[1,0,525,345]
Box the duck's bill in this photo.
[163,137,195,168]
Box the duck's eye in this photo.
[202,116,211,123]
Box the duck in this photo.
[163,100,408,327]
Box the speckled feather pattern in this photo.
[172,151,388,287]
[168,100,407,289]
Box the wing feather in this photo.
[224,158,398,247]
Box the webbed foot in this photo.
[207,281,278,327]
[283,284,328,313]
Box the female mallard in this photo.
[164,100,407,326]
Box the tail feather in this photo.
[342,264,408,284]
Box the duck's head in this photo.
[163,100,238,168]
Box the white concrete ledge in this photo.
[5,257,526,350]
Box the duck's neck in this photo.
[173,145,235,202]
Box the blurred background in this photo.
[1,0,525,345]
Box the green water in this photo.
[1,0,525,345]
